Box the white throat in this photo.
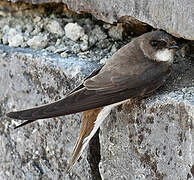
[155,49,173,62]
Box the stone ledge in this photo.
[6,0,194,40]
[100,93,194,179]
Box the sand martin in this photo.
[7,31,179,168]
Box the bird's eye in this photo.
[151,40,158,46]
[151,40,167,47]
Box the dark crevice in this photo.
[87,129,102,180]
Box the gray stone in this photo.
[66,0,194,40]
[80,34,89,51]
[46,45,56,53]
[71,43,81,54]
[0,45,99,180]
[33,16,41,23]
[45,19,65,37]
[1,27,24,47]
[100,98,194,180]
[89,25,107,47]
[65,23,85,42]
[27,35,48,49]
[2,25,10,45]
[25,24,34,34]
[7,30,24,47]
[9,33,24,47]
[108,23,124,40]
[60,51,68,58]
[7,0,194,40]
[30,21,44,36]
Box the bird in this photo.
[6,30,179,169]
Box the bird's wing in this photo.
[7,59,170,128]
[84,61,169,93]
[68,65,103,94]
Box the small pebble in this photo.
[46,19,64,37]
[65,22,85,41]
[27,35,48,49]
[60,52,68,58]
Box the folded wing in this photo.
[7,58,171,129]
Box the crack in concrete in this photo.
[87,129,102,180]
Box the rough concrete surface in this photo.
[100,96,194,180]
[99,55,194,180]
[7,0,194,40]
[0,45,99,180]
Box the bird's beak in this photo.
[168,43,179,49]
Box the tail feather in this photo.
[69,108,102,168]
[68,101,125,169]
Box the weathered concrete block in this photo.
[7,0,194,40]
[99,55,194,179]
[0,45,99,179]
[100,95,194,180]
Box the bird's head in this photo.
[140,31,179,63]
